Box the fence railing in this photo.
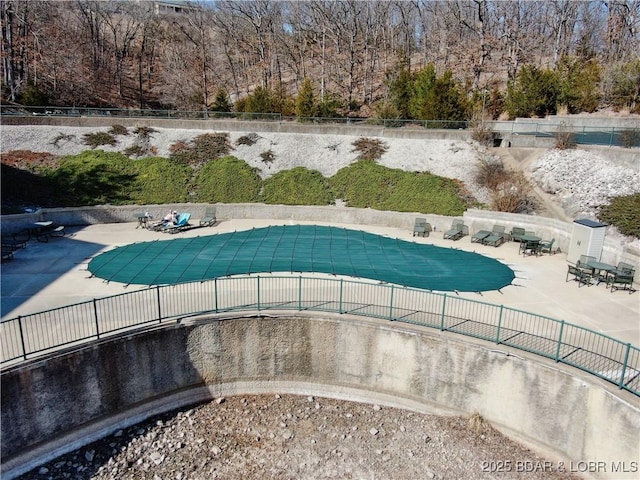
[2,105,638,146]
[2,276,638,397]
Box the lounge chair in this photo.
[162,213,192,234]
[566,264,592,287]
[413,218,427,237]
[510,227,526,242]
[482,225,507,247]
[471,230,491,243]
[443,220,467,241]
[200,206,217,227]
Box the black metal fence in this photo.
[2,276,638,397]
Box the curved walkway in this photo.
[1,219,638,347]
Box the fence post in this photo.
[440,293,447,331]
[156,286,162,322]
[388,285,394,320]
[339,279,344,313]
[214,277,219,313]
[495,305,504,344]
[17,316,27,361]
[93,299,100,339]
[298,276,302,311]
[619,343,631,390]
[257,276,261,310]
[555,320,565,362]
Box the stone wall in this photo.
[2,315,638,480]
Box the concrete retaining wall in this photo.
[2,315,638,479]
[2,204,638,275]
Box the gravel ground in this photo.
[16,394,583,480]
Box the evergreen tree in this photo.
[295,78,317,120]
[505,65,560,119]
[385,57,413,119]
[557,56,601,114]
[211,88,232,113]
[409,64,437,120]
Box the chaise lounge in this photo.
[482,225,508,247]
[443,220,467,241]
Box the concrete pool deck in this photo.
[1,219,638,347]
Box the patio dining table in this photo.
[24,221,53,239]
[586,260,615,285]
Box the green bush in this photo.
[505,65,559,118]
[131,157,191,204]
[82,131,117,149]
[262,167,333,205]
[598,193,640,238]
[329,159,467,215]
[194,156,262,203]
[41,151,136,206]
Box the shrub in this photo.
[598,193,640,238]
[123,145,147,158]
[352,137,388,160]
[475,156,509,190]
[236,133,261,146]
[41,151,136,206]
[131,157,191,204]
[194,156,262,203]
[108,124,129,136]
[50,132,76,148]
[170,133,232,166]
[132,126,157,140]
[554,122,576,150]
[470,121,496,147]
[262,167,333,205]
[618,129,640,148]
[82,131,117,149]
[260,149,276,164]
[329,159,467,215]
[489,171,536,213]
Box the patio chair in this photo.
[482,225,507,247]
[577,255,596,274]
[522,240,542,256]
[539,238,557,255]
[471,229,491,243]
[199,206,217,227]
[412,218,430,237]
[607,270,636,293]
[443,219,467,241]
[510,227,526,242]
[566,264,592,287]
[162,213,192,234]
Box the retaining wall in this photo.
[2,204,638,275]
[2,315,638,480]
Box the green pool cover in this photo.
[88,225,515,292]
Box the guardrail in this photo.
[2,276,638,396]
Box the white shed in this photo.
[567,219,607,264]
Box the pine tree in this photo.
[295,78,316,120]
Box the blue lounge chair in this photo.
[163,213,192,234]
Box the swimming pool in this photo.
[88,225,515,292]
